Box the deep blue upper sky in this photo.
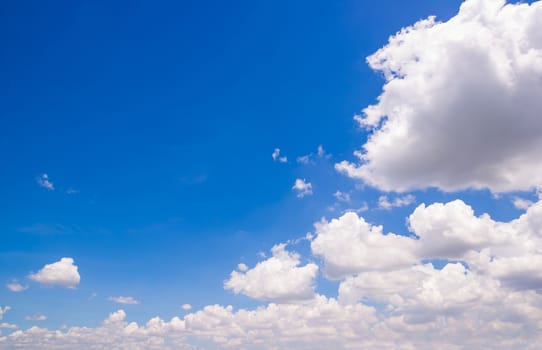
[6,0,522,329]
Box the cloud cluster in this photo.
[28,258,80,288]
[337,0,542,192]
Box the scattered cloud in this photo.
[336,0,542,193]
[272,148,288,163]
[6,280,27,292]
[181,304,192,311]
[296,155,312,165]
[297,145,331,165]
[333,190,351,202]
[28,257,80,288]
[108,296,140,305]
[25,314,46,321]
[378,194,416,210]
[224,243,318,302]
[292,179,313,198]
[37,173,54,190]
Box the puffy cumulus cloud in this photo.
[311,212,417,279]
[6,280,28,292]
[109,296,140,305]
[224,244,318,302]
[337,0,542,192]
[292,178,313,198]
[339,263,501,320]
[408,199,510,259]
[409,199,542,291]
[313,197,542,290]
[28,258,80,288]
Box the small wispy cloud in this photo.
[512,197,534,210]
[108,296,140,305]
[272,148,288,163]
[378,195,415,210]
[333,191,351,203]
[37,173,54,190]
[25,314,47,321]
[296,155,312,164]
[292,179,313,198]
[181,304,192,311]
[6,280,28,292]
[297,145,331,165]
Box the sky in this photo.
[1,0,542,348]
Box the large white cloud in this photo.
[311,212,417,279]
[224,244,318,302]
[336,0,542,192]
[28,258,80,288]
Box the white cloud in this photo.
[0,309,192,350]
[0,322,18,329]
[296,155,312,164]
[25,314,47,321]
[109,296,140,305]
[6,280,28,292]
[311,212,417,279]
[181,304,192,311]
[0,306,10,320]
[336,0,542,192]
[378,194,416,210]
[292,178,313,198]
[513,197,534,210]
[224,244,318,302]
[297,145,331,165]
[271,148,287,163]
[28,257,80,288]
[333,190,351,202]
[37,174,54,190]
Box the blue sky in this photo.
[2,0,542,349]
